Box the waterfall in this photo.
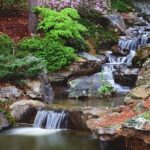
[118,36,149,51]
[102,51,132,93]
[33,110,70,129]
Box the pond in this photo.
[0,127,101,150]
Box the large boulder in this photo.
[129,86,150,99]
[10,100,45,123]
[133,45,150,67]
[111,45,130,56]
[68,73,102,98]
[48,58,102,85]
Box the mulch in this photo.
[0,13,30,41]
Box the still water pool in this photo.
[0,127,101,150]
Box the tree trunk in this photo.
[28,0,38,34]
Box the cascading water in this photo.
[102,24,150,93]
[102,52,132,93]
[33,110,70,129]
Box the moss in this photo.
[111,0,133,12]
[0,101,15,124]
[142,111,150,120]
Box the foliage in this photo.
[111,0,133,12]
[79,8,117,52]
[98,72,115,96]
[19,7,87,72]
[18,37,76,71]
[98,82,115,96]
[0,100,15,124]
[33,7,87,46]
[142,111,150,120]
[0,0,27,15]
[0,55,45,81]
[0,34,14,55]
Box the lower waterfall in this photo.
[33,110,70,129]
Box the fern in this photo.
[34,7,87,41]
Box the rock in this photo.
[26,80,42,99]
[104,12,126,33]
[39,73,54,103]
[46,103,107,131]
[122,12,147,26]
[111,45,130,56]
[129,86,150,99]
[113,65,139,86]
[68,72,102,98]
[124,114,150,131]
[133,45,150,67]
[10,100,45,123]
[0,112,10,131]
[78,52,107,63]
[0,86,22,101]
[136,59,150,86]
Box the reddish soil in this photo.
[0,14,30,41]
[95,106,136,127]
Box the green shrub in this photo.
[0,34,14,55]
[111,0,133,12]
[19,37,76,71]
[33,7,87,51]
[34,7,87,39]
[0,55,45,81]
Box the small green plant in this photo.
[98,72,115,96]
[0,34,14,55]
[98,82,115,96]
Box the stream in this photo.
[1,4,150,150]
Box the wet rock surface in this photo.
[10,100,45,123]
